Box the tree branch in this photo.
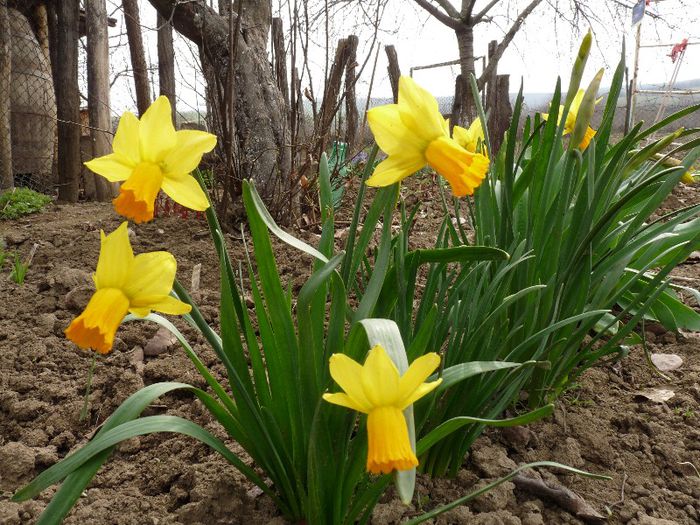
[473,0,500,23]
[413,0,462,29]
[433,0,461,19]
[147,0,228,50]
[462,0,476,20]
[477,0,543,89]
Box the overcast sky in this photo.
[98,0,700,117]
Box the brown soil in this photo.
[1,185,699,524]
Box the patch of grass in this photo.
[0,238,7,270]
[9,252,29,285]
[0,187,52,220]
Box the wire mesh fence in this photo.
[3,3,57,195]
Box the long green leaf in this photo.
[15,416,279,508]
[405,461,610,524]
[416,405,554,455]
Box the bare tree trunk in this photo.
[344,34,358,152]
[123,0,151,116]
[147,0,289,204]
[0,2,12,190]
[485,40,498,110]
[45,0,59,186]
[271,17,289,113]
[455,24,476,124]
[87,0,117,200]
[385,44,401,103]
[450,75,467,133]
[56,0,80,202]
[316,37,351,160]
[32,4,50,64]
[490,75,511,154]
[157,13,176,121]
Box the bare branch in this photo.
[473,0,501,23]
[477,0,544,89]
[433,0,461,19]
[462,0,476,20]
[413,0,462,29]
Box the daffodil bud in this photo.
[570,68,604,151]
[565,30,592,109]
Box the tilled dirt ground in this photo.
[1,184,699,524]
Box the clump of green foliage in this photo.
[9,252,30,285]
[0,187,52,220]
[0,237,7,269]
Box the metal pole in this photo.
[630,23,642,127]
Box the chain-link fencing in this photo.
[3,3,57,195]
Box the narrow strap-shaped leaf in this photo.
[635,103,700,143]
[246,179,329,263]
[15,416,283,512]
[435,360,546,393]
[298,252,345,409]
[124,314,239,417]
[417,404,554,455]
[173,279,223,354]
[341,145,378,285]
[412,245,509,264]
[353,185,399,322]
[405,460,610,524]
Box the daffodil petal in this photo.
[328,353,373,413]
[139,96,177,163]
[570,89,585,113]
[94,222,133,289]
[84,153,133,182]
[113,163,164,223]
[360,345,400,407]
[399,379,442,409]
[122,251,178,301]
[452,125,470,150]
[65,288,130,354]
[578,126,596,150]
[425,136,488,197]
[366,406,418,474]
[129,295,191,316]
[397,76,445,140]
[367,104,424,155]
[322,392,367,412]
[161,174,210,211]
[162,130,217,176]
[112,111,141,164]
[398,353,441,406]
[366,154,425,188]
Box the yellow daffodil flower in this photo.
[367,76,489,197]
[323,345,442,474]
[453,117,488,157]
[65,222,191,354]
[542,89,598,150]
[85,96,217,223]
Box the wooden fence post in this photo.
[344,34,359,152]
[87,0,117,200]
[385,45,400,103]
[56,0,80,202]
[316,37,351,158]
[157,12,176,121]
[0,2,12,191]
[123,0,151,116]
[485,40,511,155]
[489,74,511,154]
